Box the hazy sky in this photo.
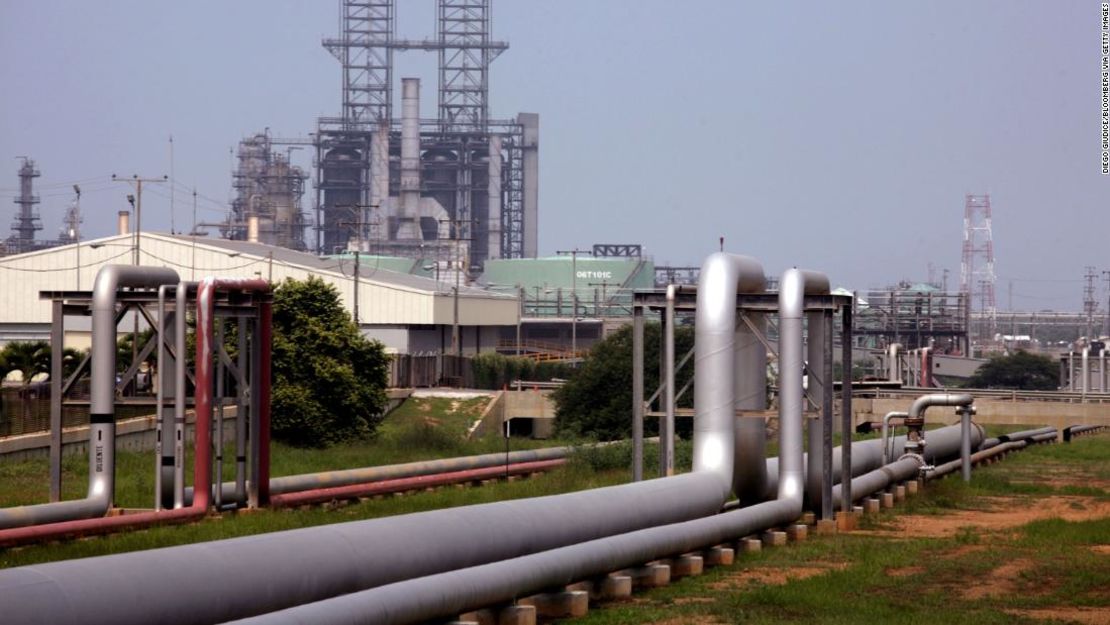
[1,1,1106,310]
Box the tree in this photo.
[0,341,50,386]
[965,350,1059,390]
[270,276,390,447]
[553,322,695,440]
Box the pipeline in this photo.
[187,446,575,504]
[0,277,270,547]
[0,253,771,625]
[269,459,565,508]
[1063,424,1105,442]
[225,266,824,625]
[831,422,984,505]
[0,265,180,530]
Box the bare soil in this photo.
[709,562,848,590]
[861,496,1110,538]
[1004,607,1110,624]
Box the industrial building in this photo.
[0,232,518,354]
[482,250,655,356]
[220,0,539,278]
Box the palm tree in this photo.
[0,341,50,386]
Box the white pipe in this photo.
[1081,346,1090,399]
[777,269,829,505]
[887,342,902,383]
[880,411,908,465]
[692,252,768,497]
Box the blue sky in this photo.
[1,1,1105,310]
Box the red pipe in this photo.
[270,459,566,508]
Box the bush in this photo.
[270,277,390,447]
[965,350,1059,390]
[553,322,694,441]
[472,352,573,390]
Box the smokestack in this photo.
[487,135,502,260]
[397,78,423,240]
[247,215,260,243]
[370,121,389,233]
[117,211,130,236]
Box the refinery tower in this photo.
[227,1,538,272]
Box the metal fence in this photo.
[387,354,475,389]
[0,381,91,437]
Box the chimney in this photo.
[487,135,502,260]
[247,215,260,243]
[396,77,423,240]
[117,211,130,236]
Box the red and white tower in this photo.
[960,194,996,338]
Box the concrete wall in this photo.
[854,397,1110,431]
[470,389,556,439]
[0,411,239,464]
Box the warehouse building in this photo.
[0,233,518,355]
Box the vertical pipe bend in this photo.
[777,268,828,505]
[693,252,767,498]
[880,411,908,465]
[0,265,179,530]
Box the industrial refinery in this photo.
[0,3,1107,625]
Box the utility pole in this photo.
[71,185,81,290]
[112,174,168,266]
[169,135,175,234]
[353,249,360,325]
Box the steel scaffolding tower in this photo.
[437,0,497,131]
[323,1,395,125]
[10,158,43,252]
[314,0,531,264]
[960,194,996,339]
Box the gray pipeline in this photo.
[225,265,826,625]
[184,446,575,504]
[0,265,179,530]
[832,422,985,504]
[0,253,770,625]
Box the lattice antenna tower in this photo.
[323,1,395,124]
[960,194,996,335]
[1083,265,1099,339]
